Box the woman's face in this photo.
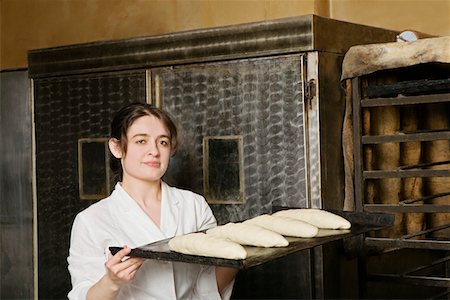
[118,115,172,184]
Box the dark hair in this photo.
[109,102,178,180]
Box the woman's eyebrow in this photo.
[131,133,149,139]
[131,133,170,139]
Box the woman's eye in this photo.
[136,139,146,144]
[159,140,170,146]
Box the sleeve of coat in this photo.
[193,194,235,300]
[193,265,235,300]
[67,214,108,300]
[196,194,217,231]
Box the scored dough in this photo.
[168,232,247,259]
[273,209,351,229]
[206,222,289,247]
[244,214,319,238]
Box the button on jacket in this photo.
[68,182,226,300]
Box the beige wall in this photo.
[331,0,450,36]
[1,0,449,70]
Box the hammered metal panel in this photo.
[1,70,33,299]
[34,70,146,299]
[155,55,307,224]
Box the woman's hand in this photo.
[105,246,145,287]
[87,246,145,300]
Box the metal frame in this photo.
[351,76,450,294]
[202,135,245,205]
[28,15,398,78]
[77,137,110,200]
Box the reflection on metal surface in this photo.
[34,70,146,299]
[78,138,110,200]
[154,74,161,108]
[203,136,245,204]
[1,70,34,299]
[146,69,152,104]
[156,55,307,222]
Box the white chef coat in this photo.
[68,182,232,300]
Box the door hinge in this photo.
[305,79,316,103]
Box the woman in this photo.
[68,103,237,299]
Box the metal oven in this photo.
[28,15,398,299]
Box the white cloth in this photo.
[341,36,450,81]
[67,182,230,300]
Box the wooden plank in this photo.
[364,78,450,98]
[364,204,450,213]
[363,169,450,179]
[352,77,364,212]
[362,130,450,144]
[367,273,450,288]
[361,93,450,107]
[365,237,450,251]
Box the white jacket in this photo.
[68,182,228,300]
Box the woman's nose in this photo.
[147,140,159,155]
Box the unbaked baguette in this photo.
[273,209,351,229]
[244,214,319,238]
[168,232,247,259]
[206,222,289,247]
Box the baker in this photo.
[67,102,238,300]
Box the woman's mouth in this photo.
[144,161,160,167]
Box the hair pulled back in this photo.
[109,102,178,180]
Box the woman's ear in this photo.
[108,138,123,159]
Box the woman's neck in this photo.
[121,178,162,207]
[120,179,163,228]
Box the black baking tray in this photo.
[110,211,393,269]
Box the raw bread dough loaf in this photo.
[206,222,289,247]
[168,232,247,259]
[244,214,319,238]
[273,209,351,229]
